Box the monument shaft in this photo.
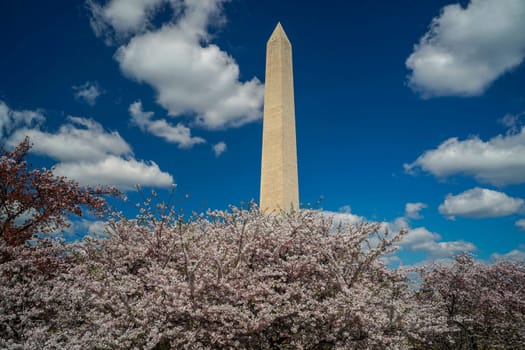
[260,23,299,212]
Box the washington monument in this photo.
[260,23,299,212]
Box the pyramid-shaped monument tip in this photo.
[269,22,289,42]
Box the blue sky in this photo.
[1,0,525,265]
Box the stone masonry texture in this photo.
[260,23,299,212]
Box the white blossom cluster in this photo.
[409,254,525,349]
[1,204,524,349]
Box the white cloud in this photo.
[85,220,108,235]
[7,116,131,162]
[87,0,166,43]
[500,112,521,128]
[399,227,438,248]
[53,155,172,190]
[89,0,264,130]
[73,81,102,105]
[404,127,525,185]
[1,100,173,190]
[317,206,365,232]
[438,188,524,219]
[406,0,525,97]
[64,219,108,237]
[500,114,519,128]
[405,202,427,219]
[129,101,205,148]
[0,102,7,135]
[491,246,525,262]
[324,205,366,226]
[399,227,476,258]
[382,212,476,259]
[0,100,45,138]
[212,141,227,157]
[499,111,525,135]
[321,205,476,261]
[516,219,525,231]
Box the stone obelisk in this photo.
[260,22,299,212]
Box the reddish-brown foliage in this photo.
[0,137,120,246]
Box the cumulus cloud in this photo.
[87,0,166,43]
[73,81,102,105]
[58,217,123,240]
[516,219,525,231]
[404,126,525,185]
[406,0,525,97]
[212,141,227,157]
[7,116,131,162]
[323,205,365,227]
[321,205,476,260]
[89,0,264,130]
[491,246,525,262]
[1,100,173,190]
[381,211,476,259]
[129,101,205,148]
[499,111,525,134]
[0,101,45,138]
[61,218,109,239]
[398,227,476,258]
[405,202,427,219]
[53,155,172,189]
[85,220,108,235]
[438,188,524,219]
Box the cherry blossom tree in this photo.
[0,236,72,348]
[2,200,415,349]
[0,137,119,348]
[0,137,119,246]
[2,150,525,349]
[410,254,525,349]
